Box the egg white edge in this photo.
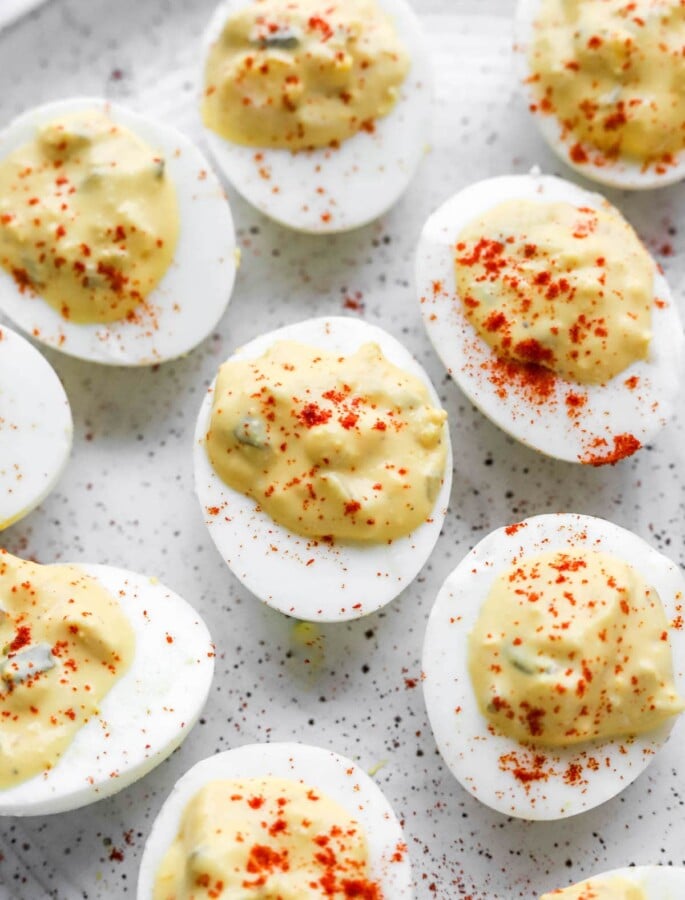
[193,315,453,623]
[513,0,685,190]
[417,172,685,464]
[0,96,237,365]
[421,512,685,821]
[199,0,434,233]
[136,741,412,899]
[545,864,685,896]
[0,563,215,816]
[0,325,72,528]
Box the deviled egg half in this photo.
[0,97,237,365]
[514,0,685,189]
[0,551,214,816]
[422,513,685,820]
[541,865,685,898]
[193,315,452,622]
[200,0,433,232]
[0,325,72,530]
[137,742,412,899]
[417,172,684,464]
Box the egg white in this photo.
[200,0,433,233]
[0,325,72,529]
[417,172,684,464]
[514,0,685,190]
[136,741,412,899]
[193,315,452,622]
[543,865,685,897]
[0,564,215,816]
[0,97,237,365]
[422,513,685,821]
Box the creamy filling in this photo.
[0,550,134,789]
[541,874,646,899]
[205,340,447,542]
[153,777,382,899]
[455,199,653,384]
[0,109,179,323]
[528,0,685,165]
[203,0,410,150]
[468,549,684,746]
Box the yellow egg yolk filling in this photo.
[528,0,685,167]
[153,777,382,900]
[454,199,654,384]
[468,549,684,747]
[0,109,179,323]
[205,340,447,542]
[203,0,410,150]
[541,875,646,900]
[0,550,134,790]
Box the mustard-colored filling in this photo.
[528,0,685,165]
[0,109,179,323]
[153,777,380,900]
[541,875,646,899]
[468,549,684,747]
[202,0,410,150]
[0,550,134,789]
[205,340,447,542]
[455,199,654,384]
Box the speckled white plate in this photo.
[2,1,685,898]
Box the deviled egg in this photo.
[193,315,452,622]
[0,325,72,529]
[0,551,214,816]
[200,0,433,232]
[0,97,237,365]
[422,513,685,820]
[541,865,685,898]
[514,0,685,189]
[137,742,412,899]
[417,172,684,464]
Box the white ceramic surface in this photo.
[1,1,684,898]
